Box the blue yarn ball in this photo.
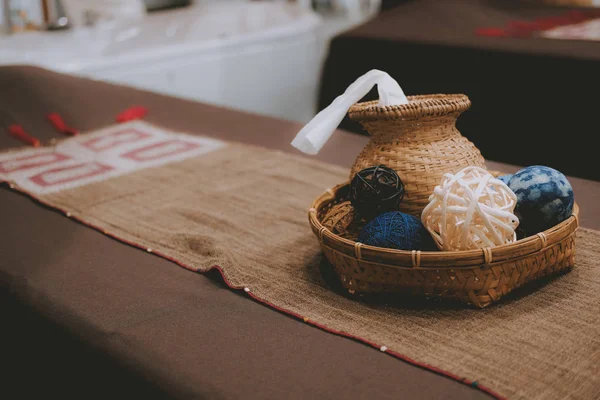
[497,174,513,185]
[508,165,574,235]
[358,211,437,251]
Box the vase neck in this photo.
[364,116,459,143]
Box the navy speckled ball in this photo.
[497,174,513,185]
[508,166,574,235]
[358,211,437,251]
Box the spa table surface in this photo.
[1,66,599,400]
[319,0,600,181]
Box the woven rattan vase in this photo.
[348,94,485,216]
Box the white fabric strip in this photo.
[0,121,226,195]
[291,69,408,155]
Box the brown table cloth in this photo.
[319,0,600,181]
[2,67,599,399]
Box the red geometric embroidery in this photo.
[0,152,71,174]
[121,139,201,162]
[81,129,151,152]
[29,162,114,187]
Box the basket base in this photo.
[322,237,575,308]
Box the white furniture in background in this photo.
[0,1,376,122]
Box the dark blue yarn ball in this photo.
[358,211,437,251]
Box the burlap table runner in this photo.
[2,123,599,400]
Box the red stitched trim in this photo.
[7,124,40,147]
[5,184,507,400]
[47,113,79,136]
[476,9,600,38]
[474,28,508,37]
[116,106,148,123]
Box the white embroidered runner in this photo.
[0,121,225,195]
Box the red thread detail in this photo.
[534,16,574,30]
[116,106,148,123]
[47,113,79,136]
[475,28,508,37]
[566,11,588,22]
[8,125,40,147]
[476,9,600,38]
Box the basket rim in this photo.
[309,182,579,269]
[348,94,471,122]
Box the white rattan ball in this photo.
[421,166,519,251]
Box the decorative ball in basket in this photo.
[507,165,575,237]
[421,167,519,251]
[294,70,578,308]
[349,165,404,219]
[321,201,364,241]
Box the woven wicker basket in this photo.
[349,94,485,217]
[309,183,579,308]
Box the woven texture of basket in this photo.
[349,94,485,217]
[309,183,579,308]
[321,200,365,241]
